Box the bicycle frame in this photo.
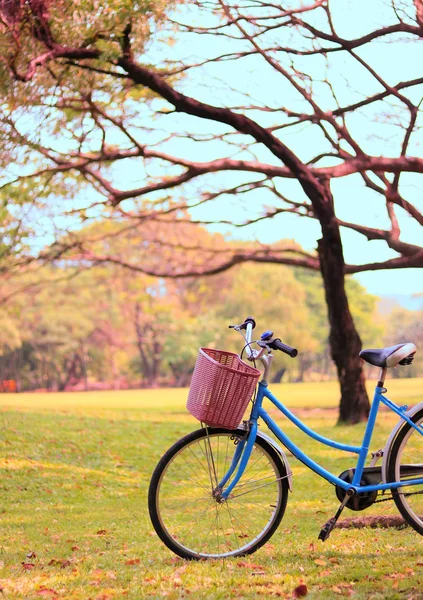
[220,381,423,500]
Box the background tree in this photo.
[0,219,406,392]
[0,0,422,421]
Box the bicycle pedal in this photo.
[318,518,336,542]
[318,527,331,542]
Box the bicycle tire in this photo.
[148,427,289,559]
[386,407,423,535]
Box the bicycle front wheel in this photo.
[387,407,423,535]
[148,427,289,559]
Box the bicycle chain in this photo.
[374,489,423,504]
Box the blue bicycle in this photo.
[148,317,422,559]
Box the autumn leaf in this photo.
[36,589,58,597]
[125,558,140,565]
[314,559,327,566]
[293,583,308,597]
[319,569,332,577]
[22,562,35,570]
[237,561,266,570]
[48,558,71,568]
[331,585,343,594]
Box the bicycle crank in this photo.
[318,488,355,542]
[335,467,381,511]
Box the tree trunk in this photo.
[271,367,286,384]
[316,184,370,424]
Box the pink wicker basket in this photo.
[186,348,261,429]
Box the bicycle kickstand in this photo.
[318,488,355,542]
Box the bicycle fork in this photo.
[206,423,258,502]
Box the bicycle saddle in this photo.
[359,343,416,368]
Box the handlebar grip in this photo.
[236,316,256,330]
[272,338,298,358]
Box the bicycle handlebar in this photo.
[229,316,298,359]
[269,338,298,358]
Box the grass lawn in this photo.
[1,379,422,599]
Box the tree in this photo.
[1,0,422,421]
[0,218,384,390]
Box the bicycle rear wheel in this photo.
[148,427,289,559]
[387,407,423,535]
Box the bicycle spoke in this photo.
[173,455,211,494]
[234,471,283,491]
[231,474,289,500]
[222,501,242,552]
[223,501,256,545]
[163,494,211,511]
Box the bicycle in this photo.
[148,316,422,560]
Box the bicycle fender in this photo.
[238,424,293,491]
[381,401,423,484]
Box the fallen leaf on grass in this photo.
[48,559,71,568]
[255,584,284,596]
[96,530,107,536]
[331,586,343,594]
[314,559,327,566]
[26,551,37,559]
[163,556,183,565]
[22,563,35,570]
[293,583,308,597]
[237,562,266,570]
[125,559,140,566]
[36,588,58,596]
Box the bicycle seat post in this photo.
[377,367,387,389]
